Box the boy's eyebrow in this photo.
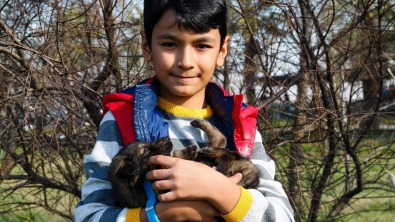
[157,34,178,41]
[156,33,216,43]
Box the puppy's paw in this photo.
[191,119,206,129]
[183,145,199,160]
[173,145,199,160]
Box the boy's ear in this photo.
[140,30,152,62]
[216,36,230,67]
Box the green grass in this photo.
[0,182,73,222]
[0,153,79,222]
[0,192,70,222]
[273,134,395,221]
[340,191,395,222]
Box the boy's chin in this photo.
[170,91,198,98]
[170,88,205,98]
[158,84,207,104]
[164,86,203,97]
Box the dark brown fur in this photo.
[108,119,260,209]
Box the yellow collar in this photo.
[157,97,213,118]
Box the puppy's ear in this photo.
[151,137,172,151]
[116,160,139,177]
[153,137,171,144]
[117,160,142,186]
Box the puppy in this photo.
[108,119,260,209]
[108,137,173,208]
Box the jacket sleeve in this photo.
[225,130,295,222]
[74,111,138,222]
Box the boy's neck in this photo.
[158,86,207,109]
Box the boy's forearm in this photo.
[206,175,241,214]
[138,203,195,222]
[138,208,148,222]
[143,200,220,222]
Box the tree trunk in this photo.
[243,35,258,105]
[287,0,312,220]
[287,70,308,221]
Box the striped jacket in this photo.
[74,77,295,222]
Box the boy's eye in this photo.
[196,44,211,49]
[161,42,176,48]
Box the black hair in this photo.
[144,0,228,48]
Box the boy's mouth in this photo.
[171,74,198,79]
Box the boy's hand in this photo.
[146,155,241,214]
[228,172,243,184]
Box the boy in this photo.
[75,0,294,221]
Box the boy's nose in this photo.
[177,47,194,70]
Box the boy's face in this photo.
[141,10,229,104]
